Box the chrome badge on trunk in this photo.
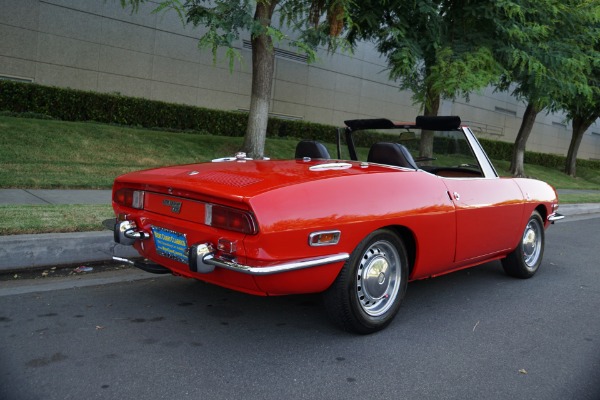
[162,199,182,214]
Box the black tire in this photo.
[502,210,545,279]
[323,229,408,334]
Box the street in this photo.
[1,217,599,400]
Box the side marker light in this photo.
[309,231,341,247]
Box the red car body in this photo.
[109,116,563,333]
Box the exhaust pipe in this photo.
[112,256,171,274]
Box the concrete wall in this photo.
[1,0,599,160]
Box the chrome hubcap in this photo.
[356,240,401,317]
[522,219,542,269]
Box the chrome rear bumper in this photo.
[114,251,349,276]
[189,243,349,275]
[106,217,350,275]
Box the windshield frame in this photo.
[342,117,499,179]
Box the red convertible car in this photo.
[108,116,563,333]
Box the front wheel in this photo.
[502,210,545,279]
[323,229,408,334]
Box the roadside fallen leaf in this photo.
[519,369,527,375]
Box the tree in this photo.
[492,0,598,177]
[561,16,600,177]
[348,0,597,173]
[562,73,600,177]
[346,1,503,157]
[117,0,350,158]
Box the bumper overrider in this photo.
[108,220,350,276]
[547,212,565,223]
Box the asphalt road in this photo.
[1,217,599,400]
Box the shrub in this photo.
[478,138,513,161]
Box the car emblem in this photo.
[163,199,182,214]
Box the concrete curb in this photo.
[559,203,600,216]
[0,231,139,272]
[0,203,598,273]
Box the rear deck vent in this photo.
[199,171,262,187]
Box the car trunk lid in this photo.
[114,159,406,204]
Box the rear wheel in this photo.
[502,210,545,279]
[324,229,408,334]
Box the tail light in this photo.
[114,189,145,209]
[205,204,258,235]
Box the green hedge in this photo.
[1,80,598,171]
[0,80,337,140]
[0,80,247,135]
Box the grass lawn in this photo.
[1,115,598,235]
[492,159,600,190]
[0,116,245,188]
[2,115,599,190]
[0,204,113,235]
[558,192,600,204]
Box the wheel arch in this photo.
[385,225,417,276]
[534,204,548,224]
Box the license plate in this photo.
[152,226,188,264]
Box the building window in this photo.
[552,121,567,129]
[0,75,33,83]
[242,40,308,63]
[494,106,517,116]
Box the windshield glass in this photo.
[354,128,483,177]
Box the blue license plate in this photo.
[152,226,188,264]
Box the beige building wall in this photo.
[1,0,599,160]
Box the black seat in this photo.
[295,140,331,159]
[367,142,418,169]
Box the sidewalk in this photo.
[0,189,111,205]
[1,189,600,272]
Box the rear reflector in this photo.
[217,238,237,254]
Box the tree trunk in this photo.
[510,102,540,177]
[241,1,278,158]
[419,86,440,159]
[565,116,594,177]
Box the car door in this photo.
[443,177,524,263]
